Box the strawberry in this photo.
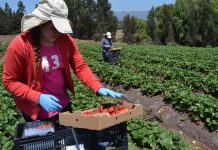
[117,108,128,114]
[108,107,115,113]
[97,105,104,112]
[46,123,52,128]
[95,108,101,113]
[103,109,109,113]
[118,105,124,110]
[83,111,94,115]
[99,105,103,109]
[37,125,43,129]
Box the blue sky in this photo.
[0,0,176,12]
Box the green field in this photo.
[1,42,218,149]
[78,43,218,131]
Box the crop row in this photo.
[78,43,218,131]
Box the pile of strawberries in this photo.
[37,122,53,129]
[83,103,128,116]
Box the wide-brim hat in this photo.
[21,0,73,34]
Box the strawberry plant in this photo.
[127,118,189,150]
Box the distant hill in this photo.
[114,11,149,21]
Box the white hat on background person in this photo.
[21,0,73,34]
[105,32,111,38]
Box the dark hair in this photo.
[30,27,41,76]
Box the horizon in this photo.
[0,0,176,13]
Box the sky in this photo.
[0,0,176,12]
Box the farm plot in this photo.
[78,43,218,149]
[0,42,217,149]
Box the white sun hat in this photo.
[105,32,111,38]
[21,0,73,34]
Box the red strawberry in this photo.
[108,107,115,113]
[99,105,103,109]
[46,123,52,128]
[103,109,109,113]
[83,111,94,115]
[95,108,101,113]
[37,125,43,129]
[117,108,128,114]
[118,105,124,110]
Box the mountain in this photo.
[114,11,149,21]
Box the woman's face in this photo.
[40,21,61,42]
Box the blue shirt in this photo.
[101,37,112,52]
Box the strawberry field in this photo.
[78,43,218,130]
[1,42,218,149]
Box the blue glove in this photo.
[97,88,123,98]
[38,94,62,112]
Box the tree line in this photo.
[0,1,25,35]
[0,0,217,47]
[0,0,117,41]
[123,0,218,47]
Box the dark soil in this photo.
[113,86,218,150]
[212,92,218,99]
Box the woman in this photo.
[101,32,113,62]
[2,0,122,122]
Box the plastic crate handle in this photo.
[71,127,81,150]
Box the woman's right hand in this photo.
[97,88,123,98]
[38,94,62,112]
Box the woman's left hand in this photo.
[97,88,123,98]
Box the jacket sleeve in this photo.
[101,38,110,48]
[67,35,103,93]
[2,36,41,105]
[101,39,105,47]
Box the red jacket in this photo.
[2,32,103,120]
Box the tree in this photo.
[185,1,199,46]
[2,3,13,34]
[155,4,175,45]
[68,0,97,39]
[173,0,190,45]
[123,15,136,44]
[147,7,158,44]
[134,18,151,44]
[80,0,97,39]
[12,1,26,34]
[65,0,83,38]
[67,0,97,39]
[65,0,117,40]
[95,0,118,41]
[0,7,6,34]
[211,0,218,46]
[162,4,175,45]
[197,0,216,46]
[173,0,217,46]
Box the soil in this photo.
[113,86,218,150]
[0,51,5,64]
[0,35,16,43]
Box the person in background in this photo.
[101,32,112,62]
[2,0,122,123]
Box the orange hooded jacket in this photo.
[2,32,103,120]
